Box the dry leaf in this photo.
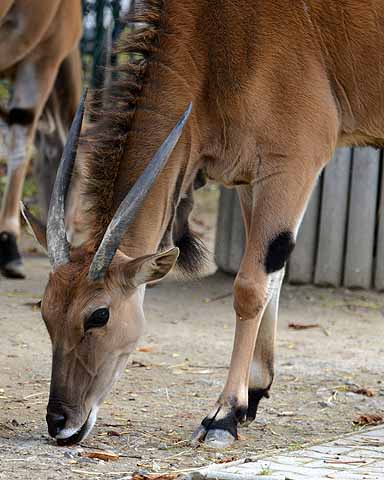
[131,360,148,368]
[23,301,41,311]
[288,323,320,330]
[132,474,177,480]
[81,450,119,461]
[353,414,384,426]
[137,346,155,353]
[352,388,375,397]
[217,456,238,464]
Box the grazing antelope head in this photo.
[22,95,192,445]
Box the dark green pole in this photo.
[91,0,107,91]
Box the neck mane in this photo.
[83,0,206,268]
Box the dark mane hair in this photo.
[81,0,207,276]
[82,0,164,247]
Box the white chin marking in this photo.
[56,426,79,440]
[81,407,98,440]
[55,407,99,441]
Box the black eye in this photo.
[85,308,110,331]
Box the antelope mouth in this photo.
[56,408,97,446]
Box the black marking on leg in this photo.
[265,231,295,274]
[8,108,35,126]
[247,388,270,423]
[201,405,247,439]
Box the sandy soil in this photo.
[1,190,384,479]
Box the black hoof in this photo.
[245,388,270,425]
[192,405,246,448]
[192,424,236,448]
[0,232,25,279]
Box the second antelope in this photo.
[23,0,384,448]
[0,0,82,278]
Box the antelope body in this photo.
[24,0,384,448]
[0,0,82,278]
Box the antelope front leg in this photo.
[192,161,321,448]
[236,186,285,425]
[192,312,265,448]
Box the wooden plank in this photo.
[227,190,245,274]
[288,179,321,284]
[314,148,352,286]
[374,152,384,290]
[215,187,236,273]
[344,148,380,289]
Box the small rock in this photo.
[77,457,99,464]
[255,418,268,426]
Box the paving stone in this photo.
[185,427,384,480]
[331,473,376,480]
[360,429,384,439]
[306,459,368,470]
[307,445,353,455]
[265,455,314,465]
[346,449,384,460]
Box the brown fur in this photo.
[37,0,384,447]
[83,0,165,247]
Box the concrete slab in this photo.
[184,426,384,480]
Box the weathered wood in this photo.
[374,151,384,290]
[215,147,383,290]
[288,178,321,284]
[344,148,380,289]
[215,187,235,273]
[227,189,245,273]
[215,187,245,274]
[314,148,352,287]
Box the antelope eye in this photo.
[85,308,110,331]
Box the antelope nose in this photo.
[46,412,66,438]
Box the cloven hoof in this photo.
[191,424,236,449]
[0,232,25,279]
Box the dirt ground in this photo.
[1,192,384,479]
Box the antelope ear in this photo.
[20,202,47,251]
[124,247,179,287]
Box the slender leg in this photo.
[235,186,285,424]
[0,133,30,277]
[245,269,284,424]
[192,158,322,448]
[0,57,61,277]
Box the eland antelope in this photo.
[23,0,384,448]
[0,0,82,278]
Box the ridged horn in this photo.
[88,102,192,281]
[46,91,86,267]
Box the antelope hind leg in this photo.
[245,269,284,426]
[0,56,62,278]
[0,120,31,278]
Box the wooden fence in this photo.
[215,147,384,290]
